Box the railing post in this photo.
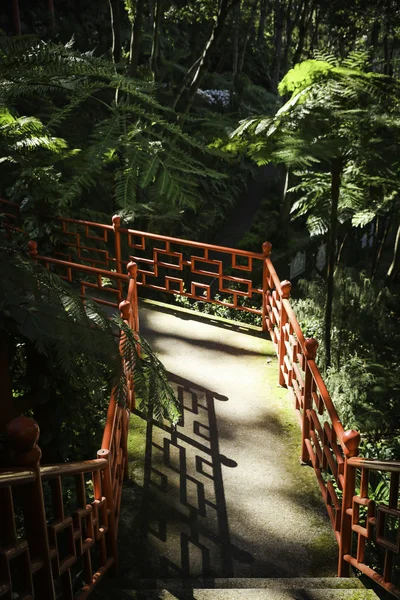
[262,242,272,333]
[7,416,56,599]
[127,261,139,335]
[28,240,38,261]
[338,429,361,577]
[278,280,291,386]
[97,448,118,575]
[301,338,319,464]
[112,215,123,299]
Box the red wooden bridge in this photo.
[0,201,399,599]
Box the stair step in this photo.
[134,578,366,590]
[112,589,377,599]
[93,578,379,599]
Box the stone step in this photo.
[93,578,379,599]
[134,578,366,590]
[103,588,377,599]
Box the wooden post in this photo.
[120,409,130,480]
[28,240,38,261]
[6,416,56,599]
[119,299,136,412]
[338,429,361,577]
[262,242,272,333]
[112,215,123,301]
[97,448,118,575]
[278,280,291,386]
[127,261,139,335]
[301,338,318,464]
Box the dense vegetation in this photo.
[1,1,400,464]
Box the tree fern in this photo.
[0,37,225,220]
[0,237,180,426]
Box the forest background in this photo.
[1,0,400,480]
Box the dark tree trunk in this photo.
[372,215,391,280]
[324,160,342,370]
[174,0,241,115]
[387,221,400,283]
[48,0,55,30]
[231,2,241,110]
[282,0,294,77]
[238,0,260,73]
[370,20,381,62]
[257,0,268,45]
[271,0,284,92]
[292,0,311,66]
[12,0,21,36]
[109,0,122,64]
[129,0,145,77]
[148,0,154,30]
[308,4,320,55]
[150,0,166,81]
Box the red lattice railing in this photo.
[0,211,140,598]
[38,214,266,319]
[1,199,400,598]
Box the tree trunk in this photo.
[280,166,291,228]
[12,0,21,36]
[238,0,260,73]
[372,215,391,280]
[324,160,342,370]
[129,0,145,77]
[109,0,122,64]
[271,0,284,92]
[48,0,55,30]
[150,0,163,81]
[282,0,294,77]
[308,4,320,55]
[173,0,241,115]
[257,0,268,46]
[148,0,154,30]
[231,2,241,110]
[292,0,311,66]
[387,221,400,283]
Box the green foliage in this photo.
[174,290,262,327]
[0,37,225,231]
[326,357,400,439]
[292,268,400,442]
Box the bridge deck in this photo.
[109,304,337,586]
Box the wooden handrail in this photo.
[0,468,36,486]
[307,359,346,444]
[348,457,400,472]
[120,225,265,259]
[40,458,108,480]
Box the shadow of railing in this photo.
[133,373,254,581]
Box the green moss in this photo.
[127,411,147,483]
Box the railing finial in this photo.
[28,240,38,257]
[304,337,318,360]
[112,215,121,228]
[119,299,131,320]
[127,261,138,278]
[281,279,292,299]
[342,429,361,458]
[262,241,272,256]
[6,416,41,466]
